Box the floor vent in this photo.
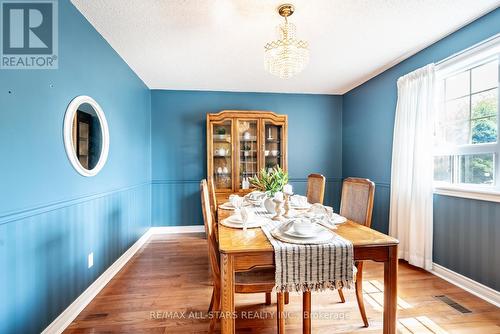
[434,295,472,314]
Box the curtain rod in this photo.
[435,33,500,66]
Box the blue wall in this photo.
[342,9,500,290]
[151,90,343,226]
[0,1,151,333]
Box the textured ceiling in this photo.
[71,0,500,94]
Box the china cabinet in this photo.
[207,110,288,202]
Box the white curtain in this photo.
[389,64,435,270]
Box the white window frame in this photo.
[434,35,500,203]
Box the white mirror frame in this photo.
[63,95,110,177]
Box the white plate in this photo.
[330,214,347,224]
[290,204,312,210]
[220,215,269,229]
[314,214,347,229]
[219,202,235,210]
[283,223,327,238]
[219,202,252,210]
[271,227,335,244]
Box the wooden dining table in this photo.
[217,208,399,334]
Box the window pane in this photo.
[471,116,497,144]
[459,153,494,185]
[444,119,469,145]
[471,88,498,118]
[445,70,470,100]
[471,60,498,93]
[434,156,452,182]
[444,96,470,122]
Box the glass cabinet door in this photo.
[237,120,258,190]
[211,121,232,190]
[264,121,284,172]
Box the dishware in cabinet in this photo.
[262,118,287,173]
[236,119,259,193]
[208,119,233,193]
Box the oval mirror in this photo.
[63,96,109,176]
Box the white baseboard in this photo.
[149,225,205,234]
[42,225,204,334]
[430,263,500,307]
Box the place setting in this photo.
[219,193,270,230]
[219,173,348,246]
[269,217,335,244]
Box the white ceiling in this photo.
[71,0,500,94]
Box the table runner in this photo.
[261,220,355,292]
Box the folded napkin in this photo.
[244,191,266,206]
[294,203,346,229]
[245,191,266,200]
[240,207,254,231]
[290,195,309,207]
[229,194,244,209]
[261,220,354,293]
[307,203,333,216]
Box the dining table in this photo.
[217,207,399,334]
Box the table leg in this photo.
[220,253,235,334]
[277,292,285,334]
[303,291,311,334]
[383,245,398,334]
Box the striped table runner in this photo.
[261,220,355,292]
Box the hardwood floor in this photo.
[65,233,500,334]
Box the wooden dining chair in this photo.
[207,176,218,236]
[337,177,375,327]
[200,180,286,333]
[306,173,326,204]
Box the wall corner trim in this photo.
[41,225,205,334]
[430,263,500,307]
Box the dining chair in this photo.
[200,180,286,333]
[207,176,218,236]
[337,177,375,327]
[306,173,326,204]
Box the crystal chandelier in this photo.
[264,4,309,79]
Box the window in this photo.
[434,37,500,199]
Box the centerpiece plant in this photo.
[249,166,288,197]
